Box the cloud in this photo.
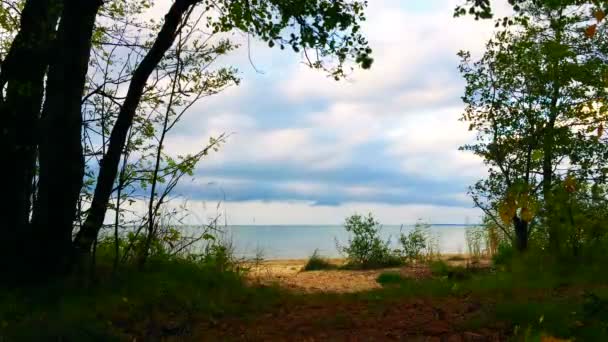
[152,0,515,223]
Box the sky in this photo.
[160,0,513,225]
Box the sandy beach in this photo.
[242,255,490,293]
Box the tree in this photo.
[74,0,373,263]
[31,0,104,276]
[459,32,543,250]
[459,3,608,251]
[0,0,374,281]
[0,0,61,278]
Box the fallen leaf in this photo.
[586,24,598,38]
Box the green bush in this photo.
[492,242,515,266]
[429,260,450,276]
[429,260,477,280]
[337,213,402,269]
[303,250,336,271]
[376,272,405,286]
[399,223,427,262]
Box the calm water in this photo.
[215,225,475,259]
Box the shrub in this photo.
[376,272,405,286]
[492,242,515,266]
[465,225,487,259]
[303,249,336,271]
[337,213,400,269]
[430,260,450,277]
[399,223,427,262]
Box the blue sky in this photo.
[162,0,512,225]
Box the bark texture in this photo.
[32,0,102,276]
[0,0,61,281]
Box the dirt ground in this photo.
[200,297,503,341]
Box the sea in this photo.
[209,224,478,260]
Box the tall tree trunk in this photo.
[31,0,102,277]
[0,0,61,282]
[74,0,197,260]
[513,216,529,252]
[542,112,557,249]
[544,13,563,252]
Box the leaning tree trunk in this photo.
[31,0,102,277]
[0,0,61,282]
[74,0,197,261]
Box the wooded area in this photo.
[2,0,608,340]
[0,0,372,283]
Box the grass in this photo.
[0,257,284,341]
[376,272,405,285]
[303,249,337,271]
[4,244,608,341]
[339,254,404,270]
[368,254,608,341]
[303,249,405,271]
[463,292,608,341]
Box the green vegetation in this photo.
[398,221,429,262]
[303,249,337,271]
[0,0,374,282]
[1,0,608,340]
[465,226,487,259]
[372,251,608,339]
[0,242,283,341]
[376,272,405,286]
[336,213,403,269]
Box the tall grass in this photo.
[303,249,336,271]
[465,225,487,259]
[0,231,281,341]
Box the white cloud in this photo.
[150,0,511,223]
[281,0,508,103]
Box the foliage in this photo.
[465,225,487,258]
[398,222,428,262]
[303,249,336,271]
[0,0,375,281]
[337,213,402,269]
[492,242,516,266]
[0,0,22,57]
[429,260,451,277]
[459,0,608,253]
[376,272,405,286]
[0,241,281,341]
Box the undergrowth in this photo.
[0,254,282,341]
[303,249,337,271]
[370,253,608,341]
